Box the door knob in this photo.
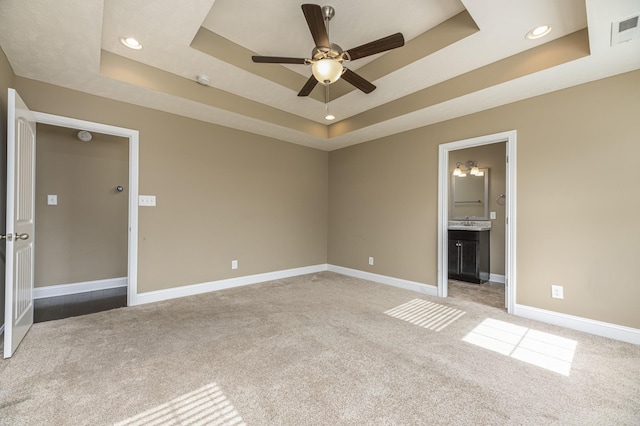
[0,233,29,241]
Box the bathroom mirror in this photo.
[450,168,489,219]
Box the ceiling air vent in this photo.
[611,15,639,46]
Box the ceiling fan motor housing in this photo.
[312,43,344,61]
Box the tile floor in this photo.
[447,279,505,309]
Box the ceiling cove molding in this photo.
[100,50,327,139]
[100,28,588,141]
[329,29,590,138]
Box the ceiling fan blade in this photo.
[341,69,376,94]
[344,33,405,61]
[297,75,319,97]
[252,56,307,64]
[302,4,330,48]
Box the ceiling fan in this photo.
[251,4,405,97]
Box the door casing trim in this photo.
[32,112,139,306]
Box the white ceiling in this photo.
[0,0,639,151]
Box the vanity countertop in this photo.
[448,220,491,231]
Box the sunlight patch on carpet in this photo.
[462,318,577,376]
[384,298,466,331]
[114,382,245,426]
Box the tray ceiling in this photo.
[0,0,639,151]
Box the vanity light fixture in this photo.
[454,160,483,177]
[526,25,552,40]
[120,36,143,50]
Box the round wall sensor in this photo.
[77,130,93,142]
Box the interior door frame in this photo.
[33,112,139,306]
[437,130,517,313]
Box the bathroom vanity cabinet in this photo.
[448,229,490,284]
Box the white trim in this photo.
[33,278,127,299]
[134,264,328,306]
[327,265,438,297]
[438,130,517,313]
[514,304,640,345]
[32,111,139,307]
[489,274,505,284]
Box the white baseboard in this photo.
[34,277,128,299]
[327,265,438,297]
[514,304,640,345]
[489,273,505,284]
[133,264,328,306]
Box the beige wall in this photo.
[1,41,638,332]
[35,124,128,287]
[329,70,640,329]
[0,46,15,329]
[14,78,329,294]
[449,143,506,275]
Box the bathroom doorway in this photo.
[448,142,506,308]
[437,130,517,313]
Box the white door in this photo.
[3,88,36,358]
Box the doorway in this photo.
[32,112,139,307]
[437,130,517,313]
[33,124,129,321]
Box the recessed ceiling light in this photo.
[526,25,552,40]
[120,36,142,50]
[325,114,336,121]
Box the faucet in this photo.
[464,216,471,226]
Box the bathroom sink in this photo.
[448,220,491,231]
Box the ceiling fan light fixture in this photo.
[312,59,343,85]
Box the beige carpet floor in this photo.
[1,272,639,425]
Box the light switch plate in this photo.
[139,195,156,207]
[231,260,238,270]
[47,195,57,205]
[490,211,497,220]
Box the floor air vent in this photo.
[611,15,639,46]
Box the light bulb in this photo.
[312,59,343,84]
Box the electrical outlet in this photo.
[231,260,238,270]
[368,257,374,266]
[551,285,564,299]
